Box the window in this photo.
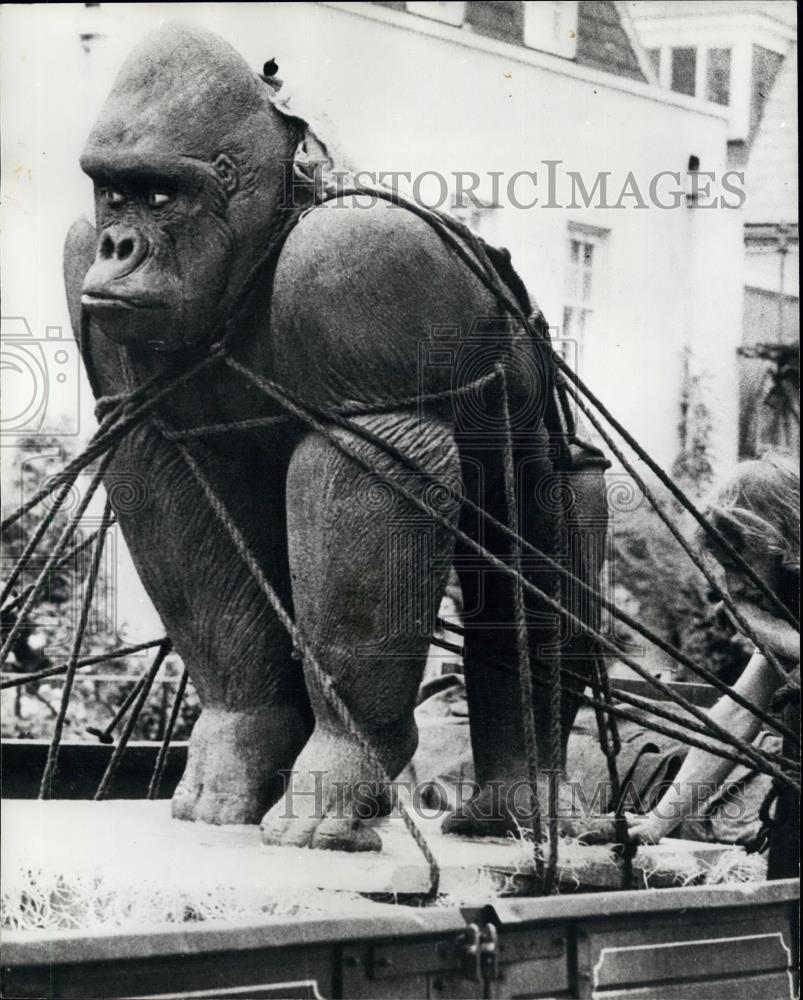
[671,47,696,96]
[523,1,578,60]
[560,227,607,365]
[647,47,661,78]
[405,1,466,26]
[706,48,731,105]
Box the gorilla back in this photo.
[64,22,608,852]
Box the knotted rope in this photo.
[39,496,116,799]
[3,180,798,895]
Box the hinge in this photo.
[461,921,500,982]
[480,922,500,981]
[463,923,482,982]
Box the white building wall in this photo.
[2,1,741,472]
[746,244,799,298]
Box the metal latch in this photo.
[462,922,500,982]
[480,922,500,981]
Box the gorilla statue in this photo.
[64,23,609,852]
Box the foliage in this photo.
[609,362,750,683]
[672,348,715,497]
[1,436,200,744]
[611,499,751,682]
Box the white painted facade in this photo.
[628,0,796,143]
[1,1,742,475]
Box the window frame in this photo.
[559,223,609,368]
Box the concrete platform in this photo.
[1,799,762,907]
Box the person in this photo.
[625,451,800,872]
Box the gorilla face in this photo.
[78,22,297,353]
[81,153,235,352]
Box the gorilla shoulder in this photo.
[270,198,490,400]
[273,197,484,342]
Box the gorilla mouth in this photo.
[82,292,165,312]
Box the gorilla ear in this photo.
[213,154,239,196]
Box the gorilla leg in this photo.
[444,431,561,836]
[261,412,459,851]
[444,434,609,839]
[167,451,312,826]
[103,426,312,826]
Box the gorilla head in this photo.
[80,23,299,351]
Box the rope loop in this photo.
[11,175,799,893]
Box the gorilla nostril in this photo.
[100,235,115,260]
[117,238,135,261]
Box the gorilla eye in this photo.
[103,188,126,208]
[147,190,174,208]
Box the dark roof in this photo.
[744,44,797,225]
[371,1,648,82]
[575,2,646,82]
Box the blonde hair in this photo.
[700,450,800,573]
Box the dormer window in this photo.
[671,46,696,96]
[706,48,731,106]
[523,1,578,60]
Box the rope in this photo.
[316,183,798,727]
[1,450,116,669]
[429,460,799,745]
[525,663,799,783]
[166,432,441,898]
[434,620,798,780]
[87,674,148,745]
[436,626,797,773]
[588,655,635,887]
[13,176,794,881]
[559,374,796,690]
[457,489,799,744]
[94,640,172,801]
[601,684,797,771]
[554,356,799,630]
[498,364,545,884]
[1,521,118,621]
[545,435,568,894]
[147,665,189,800]
[224,359,797,747]
[39,497,115,799]
[0,639,167,690]
[1,399,128,535]
[161,416,293,439]
[429,634,464,658]
[159,372,504,441]
[0,350,223,536]
[226,361,798,791]
[319,185,582,465]
[0,479,75,607]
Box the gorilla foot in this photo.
[558,813,620,844]
[172,705,309,826]
[442,779,620,845]
[441,784,525,839]
[260,731,398,852]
